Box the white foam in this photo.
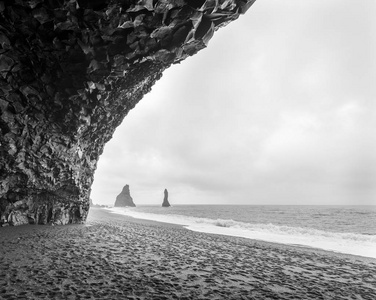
[108,207,376,259]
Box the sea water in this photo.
[108,205,376,259]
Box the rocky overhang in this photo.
[0,0,256,226]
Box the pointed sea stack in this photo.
[114,185,136,207]
[162,189,171,207]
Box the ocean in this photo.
[108,205,376,259]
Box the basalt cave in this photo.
[0,0,255,225]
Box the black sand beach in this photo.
[1,208,375,299]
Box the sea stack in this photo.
[162,189,171,207]
[114,185,136,207]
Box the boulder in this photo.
[8,211,29,226]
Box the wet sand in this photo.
[1,207,375,299]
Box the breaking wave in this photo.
[108,207,376,259]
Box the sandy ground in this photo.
[0,207,375,300]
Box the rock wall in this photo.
[0,0,256,225]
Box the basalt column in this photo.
[0,0,256,225]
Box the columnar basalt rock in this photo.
[0,0,256,225]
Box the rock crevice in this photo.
[0,0,256,225]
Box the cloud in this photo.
[91,0,376,206]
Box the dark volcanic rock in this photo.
[0,0,256,225]
[162,189,170,207]
[114,185,135,207]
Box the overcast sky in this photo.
[91,0,376,206]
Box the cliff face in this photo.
[0,0,255,226]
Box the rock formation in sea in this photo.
[114,185,136,207]
[162,189,170,207]
[0,0,256,225]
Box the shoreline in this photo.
[105,207,376,263]
[1,207,375,299]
